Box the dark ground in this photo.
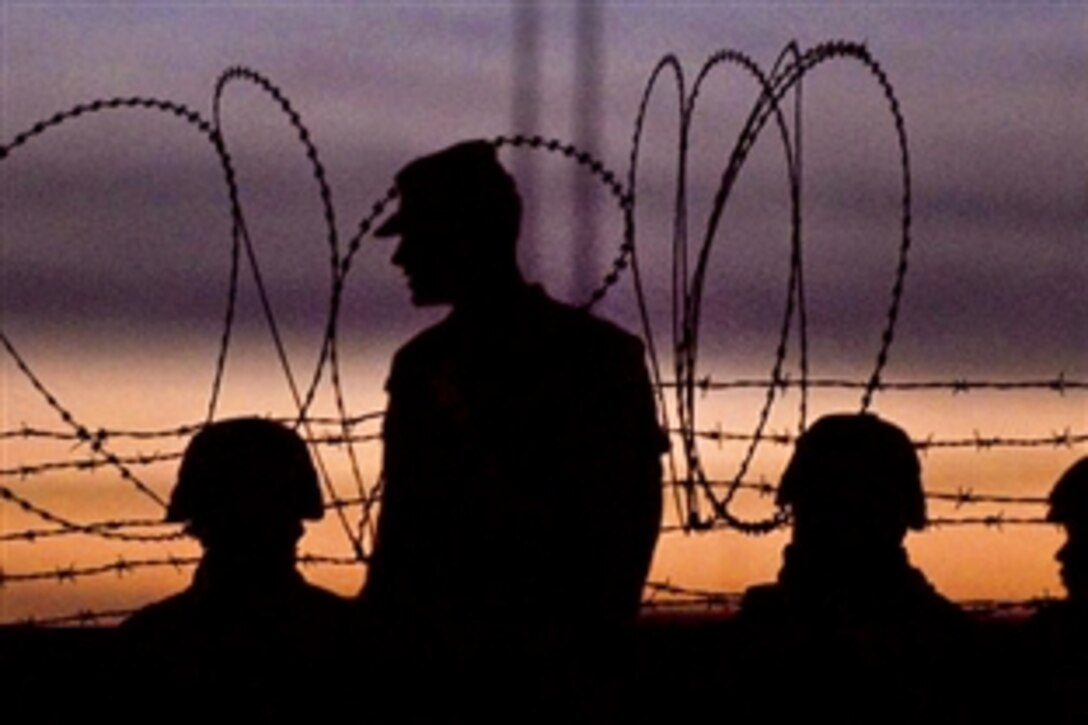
[1,609,1082,722]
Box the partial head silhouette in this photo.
[167,417,323,549]
[777,413,925,552]
[378,140,522,306]
[1048,457,1088,601]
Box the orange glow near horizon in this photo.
[2,338,1084,624]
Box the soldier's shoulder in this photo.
[738,582,787,617]
[120,589,197,635]
[1027,599,1082,634]
[386,316,458,388]
[900,566,969,627]
[532,290,645,356]
[298,579,353,614]
[396,317,457,361]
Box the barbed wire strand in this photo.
[1,494,371,545]
[662,375,1087,394]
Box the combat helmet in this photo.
[166,417,324,527]
[1048,457,1088,526]
[777,413,926,532]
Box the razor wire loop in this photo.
[211,66,366,560]
[212,65,341,422]
[0,76,368,557]
[630,44,812,532]
[625,53,693,531]
[620,45,819,534]
[651,40,913,534]
[677,43,805,534]
[0,96,223,510]
[715,41,811,513]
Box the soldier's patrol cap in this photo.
[777,413,926,531]
[1048,457,1088,526]
[166,417,324,524]
[375,140,519,238]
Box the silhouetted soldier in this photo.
[1045,457,1088,604]
[1022,457,1088,719]
[360,141,667,719]
[732,413,972,718]
[120,417,351,718]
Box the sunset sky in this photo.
[1,2,1085,623]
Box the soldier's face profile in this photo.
[391,224,462,306]
[1056,520,1088,600]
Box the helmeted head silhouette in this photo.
[1048,458,1088,527]
[1048,457,1088,600]
[777,413,925,549]
[378,141,523,306]
[166,417,323,543]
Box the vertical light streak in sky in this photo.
[512,0,541,278]
[571,1,603,301]
[1,1,9,557]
